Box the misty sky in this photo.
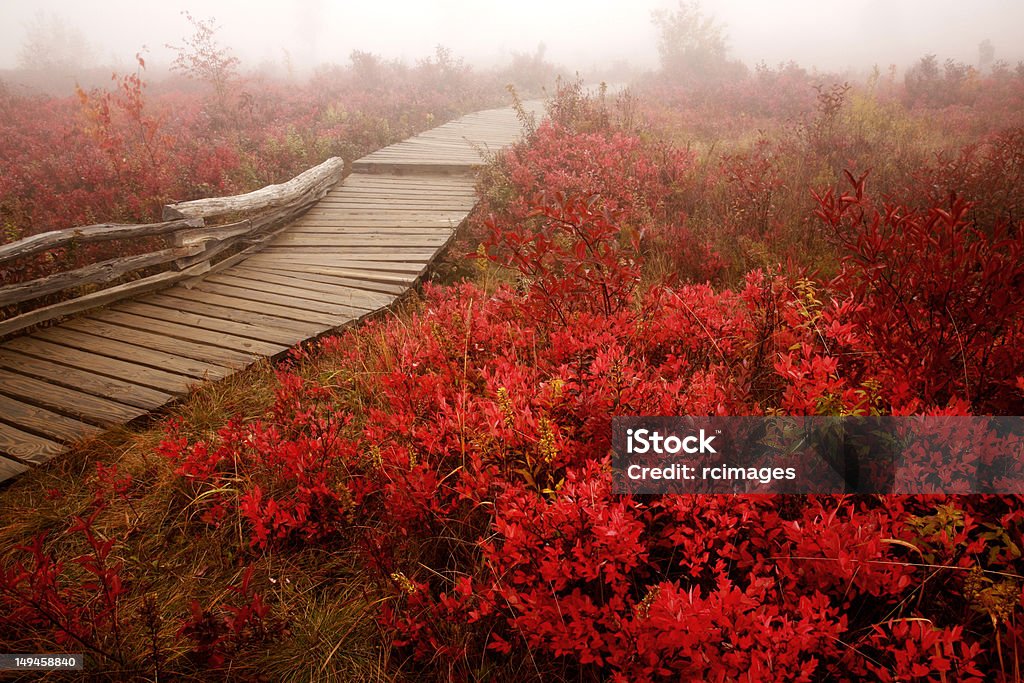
[1,1,1022,75]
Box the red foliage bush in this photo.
[0,55,502,241]
[815,171,1024,414]
[159,370,355,549]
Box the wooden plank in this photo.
[287,227,457,236]
[311,198,475,207]
[0,389,100,444]
[194,278,376,315]
[174,219,252,247]
[160,287,343,327]
[272,235,451,248]
[223,268,396,309]
[61,317,256,368]
[330,188,476,197]
[91,309,287,357]
[3,336,200,394]
[0,262,210,338]
[295,216,467,225]
[263,247,443,257]
[32,327,232,380]
[252,264,420,286]
[143,294,324,338]
[0,244,203,307]
[290,221,462,230]
[299,204,470,213]
[243,255,425,276]
[350,162,481,174]
[361,152,482,161]
[242,266,408,296]
[0,422,65,465]
[0,453,30,482]
[295,213,466,223]
[0,217,202,265]
[250,253,436,264]
[243,254,428,270]
[164,157,344,219]
[0,348,172,410]
[0,393,100,443]
[340,178,476,189]
[0,369,144,426]
[113,300,305,347]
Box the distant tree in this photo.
[978,39,995,71]
[166,12,239,100]
[503,43,556,94]
[417,45,470,96]
[651,1,741,84]
[904,54,979,107]
[17,11,96,71]
[904,54,941,105]
[349,50,384,87]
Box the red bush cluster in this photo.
[0,53,503,283]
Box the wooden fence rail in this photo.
[0,157,345,338]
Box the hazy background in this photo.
[1,0,1023,76]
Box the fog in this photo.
[2,0,1023,77]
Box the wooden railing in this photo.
[0,157,345,338]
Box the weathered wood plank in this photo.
[0,452,30,482]
[32,327,232,380]
[0,369,144,426]
[0,218,203,265]
[61,317,256,369]
[91,309,287,357]
[164,157,344,219]
[0,262,210,339]
[0,245,204,307]
[287,227,457,236]
[0,393,100,443]
[3,337,200,394]
[222,268,396,309]
[0,348,172,410]
[173,219,252,247]
[328,188,476,197]
[295,213,466,223]
[113,300,304,347]
[160,287,343,327]
[231,265,407,296]
[311,198,475,207]
[144,294,324,338]
[243,254,429,271]
[272,234,452,248]
[194,278,375,316]
[0,422,66,465]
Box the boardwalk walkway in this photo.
[0,103,542,483]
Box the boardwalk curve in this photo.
[0,102,542,482]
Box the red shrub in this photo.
[814,171,1024,413]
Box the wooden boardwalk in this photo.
[0,102,542,483]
